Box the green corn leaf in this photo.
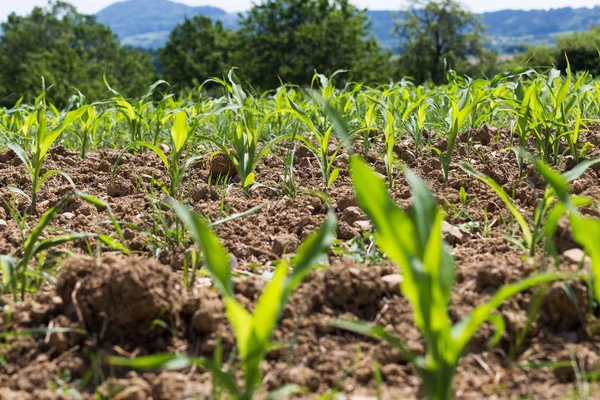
[228,69,247,106]
[289,209,337,290]
[37,169,75,191]
[107,353,192,370]
[7,186,31,203]
[0,255,17,289]
[170,111,188,153]
[21,193,75,267]
[462,163,533,248]
[406,171,439,252]
[224,298,253,360]
[327,168,340,187]
[533,160,570,206]
[6,143,32,172]
[570,216,600,302]
[97,234,130,254]
[105,354,239,395]
[0,327,86,339]
[563,158,600,183]
[252,262,288,347]
[243,172,256,188]
[113,141,170,174]
[349,156,423,327]
[486,312,506,347]
[328,319,417,363]
[32,233,94,255]
[209,202,268,229]
[39,106,90,159]
[450,271,579,361]
[169,201,233,297]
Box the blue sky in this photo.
[1,0,599,21]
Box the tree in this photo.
[0,1,156,107]
[234,0,393,89]
[555,27,600,76]
[159,16,235,89]
[395,0,485,84]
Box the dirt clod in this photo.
[272,233,299,256]
[56,255,181,341]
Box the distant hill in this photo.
[96,0,237,48]
[95,0,600,52]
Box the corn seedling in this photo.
[69,91,109,159]
[0,192,128,300]
[106,202,337,399]
[463,156,600,257]
[104,75,168,146]
[438,91,486,184]
[331,156,581,400]
[7,87,89,212]
[200,69,292,193]
[112,110,201,198]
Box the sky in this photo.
[1,0,599,21]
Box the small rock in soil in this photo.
[62,157,77,167]
[285,366,320,391]
[272,233,299,256]
[563,248,588,264]
[61,212,76,220]
[381,274,403,294]
[353,220,372,233]
[337,221,359,240]
[341,206,363,225]
[337,194,357,211]
[0,219,7,231]
[442,221,468,245]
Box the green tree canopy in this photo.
[395,0,485,84]
[555,26,600,76]
[234,0,393,89]
[159,16,235,89]
[0,1,156,107]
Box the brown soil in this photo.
[1,126,600,399]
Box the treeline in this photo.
[0,0,599,107]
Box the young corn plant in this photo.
[437,92,486,184]
[68,90,109,159]
[200,69,292,193]
[331,156,581,400]
[289,96,342,189]
[112,111,200,198]
[107,203,337,400]
[382,107,396,185]
[7,88,89,212]
[462,157,600,257]
[532,158,600,305]
[104,76,168,146]
[404,103,428,158]
[0,192,127,301]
